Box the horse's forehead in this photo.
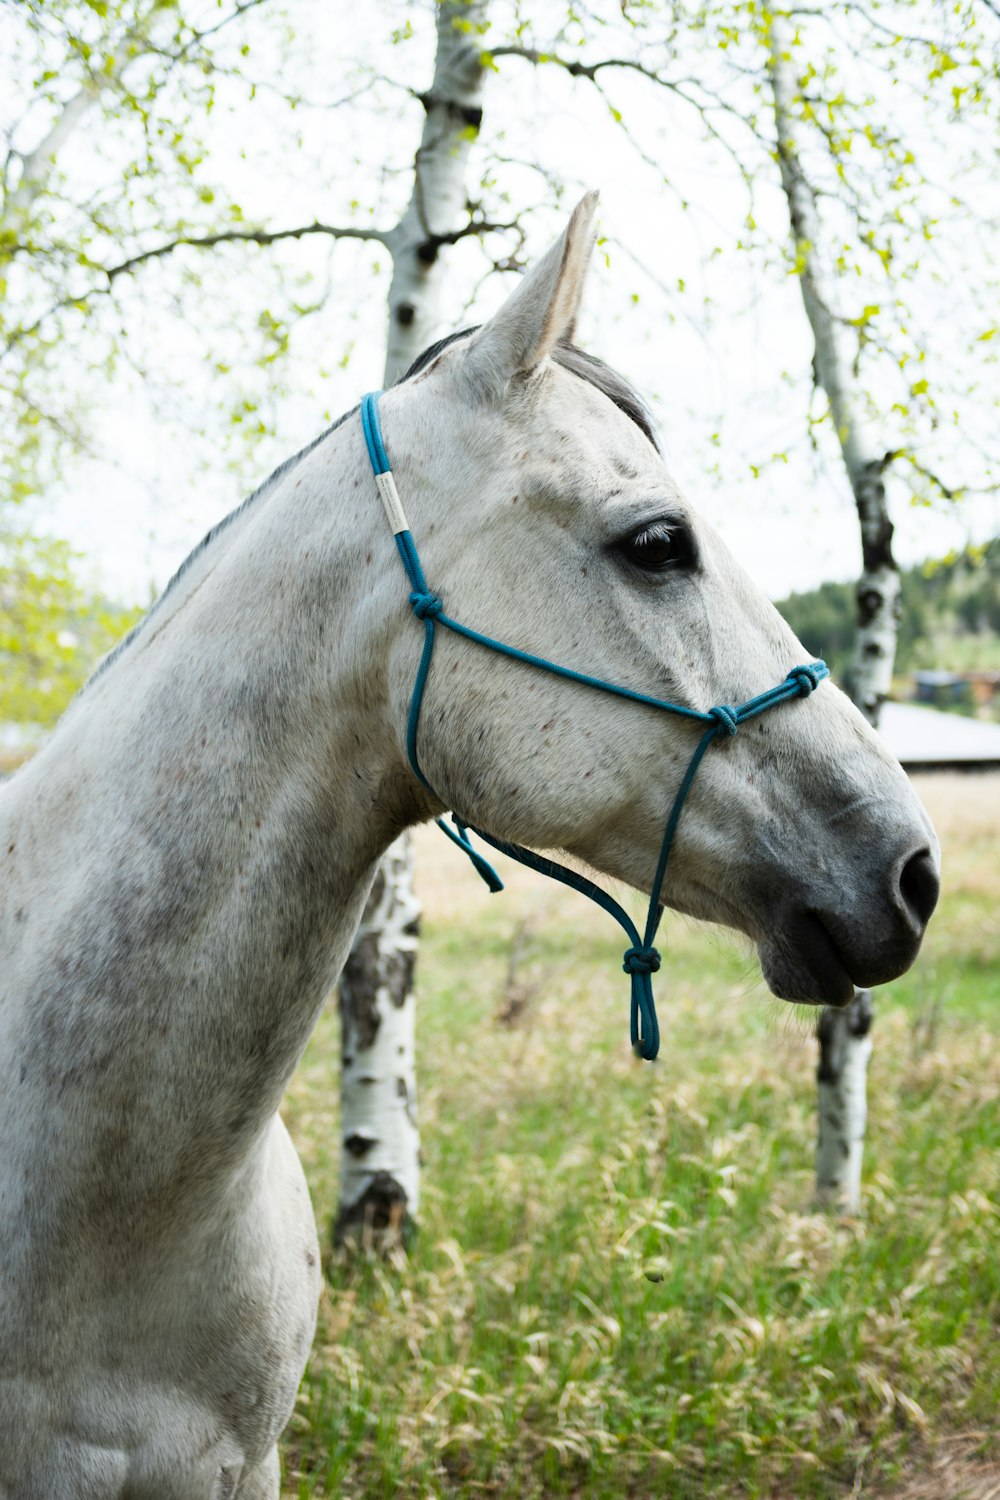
[514,370,662,485]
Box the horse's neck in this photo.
[1,419,412,1203]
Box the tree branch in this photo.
[99,221,390,282]
[183,0,274,50]
[491,43,768,175]
[0,221,389,362]
[888,449,995,502]
[489,43,667,85]
[2,210,523,363]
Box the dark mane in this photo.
[84,332,656,693]
[403,327,659,450]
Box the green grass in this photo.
[280,775,1000,1498]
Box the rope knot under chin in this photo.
[623,945,662,976]
[410,590,444,620]
[708,703,739,737]
[787,663,824,696]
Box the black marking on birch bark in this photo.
[856,586,884,629]
[856,460,894,572]
[396,1074,418,1127]
[816,1007,843,1085]
[396,302,416,327]
[344,1132,378,1158]
[334,1170,409,1244]
[389,945,415,1007]
[848,989,874,1037]
[415,93,483,131]
[339,930,382,1050]
[417,239,440,265]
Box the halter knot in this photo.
[623,945,662,976]
[708,704,739,737]
[410,590,444,620]
[787,663,823,697]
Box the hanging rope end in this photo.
[625,948,662,1061]
[435,816,505,893]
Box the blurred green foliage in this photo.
[778,540,1000,692]
[0,530,141,728]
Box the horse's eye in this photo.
[617,520,691,572]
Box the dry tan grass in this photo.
[877,1441,1000,1500]
[908,772,1000,848]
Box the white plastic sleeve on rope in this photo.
[375,471,409,535]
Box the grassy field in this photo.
[280,774,1000,1499]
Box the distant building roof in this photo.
[880,702,1000,768]
[913,670,965,687]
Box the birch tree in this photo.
[336,0,495,1245]
[766,11,889,1210]
[758,2,998,1208]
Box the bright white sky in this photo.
[7,0,999,604]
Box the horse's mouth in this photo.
[750,835,940,1010]
[758,912,864,1009]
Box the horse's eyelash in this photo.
[622,519,680,549]
[633,521,674,543]
[612,516,698,573]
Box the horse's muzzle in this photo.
[758,841,941,1007]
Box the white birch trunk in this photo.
[336,836,422,1240]
[766,13,901,1212]
[815,990,873,1208]
[335,0,491,1243]
[382,0,492,382]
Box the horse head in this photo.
[375,193,938,1011]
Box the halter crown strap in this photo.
[360,390,828,1061]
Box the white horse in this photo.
[0,195,938,1498]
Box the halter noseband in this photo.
[361,391,828,1060]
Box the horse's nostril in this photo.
[897,847,940,930]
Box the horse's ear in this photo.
[463,191,599,402]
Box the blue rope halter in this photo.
[360,391,829,1060]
